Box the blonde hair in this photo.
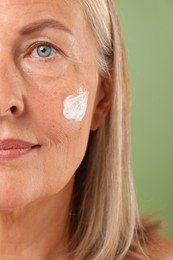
[68,1,160,259]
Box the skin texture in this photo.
[0,1,172,260]
[0,1,112,259]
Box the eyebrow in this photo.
[19,19,73,35]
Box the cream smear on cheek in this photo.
[63,88,89,121]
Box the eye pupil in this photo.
[37,45,52,57]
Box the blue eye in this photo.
[36,45,54,58]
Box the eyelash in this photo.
[26,41,61,61]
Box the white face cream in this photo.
[63,88,89,121]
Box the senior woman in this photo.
[0,0,172,259]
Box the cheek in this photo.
[27,86,90,139]
[26,86,91,178]
[22,64,97,195]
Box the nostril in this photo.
[0,100,24,117]
[10,106,17,113]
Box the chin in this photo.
[0,196,30,212]
[0,175,36,211]
[0,187,33,211]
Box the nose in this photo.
[0,99,24,117]
[0,66,25,118]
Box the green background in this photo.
[115,0,173,239]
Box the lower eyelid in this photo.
[26,48,62,63]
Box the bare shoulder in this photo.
[124,236,173,260]
[147,236,173,260]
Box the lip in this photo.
[0,139,39,160]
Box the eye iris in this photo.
[36,45,52,57]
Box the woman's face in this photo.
[0,1,101,209]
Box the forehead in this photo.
[0,0,77,13]
[0,1,85,36]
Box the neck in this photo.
[0,178,74,260]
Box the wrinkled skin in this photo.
[0,1,112,259]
